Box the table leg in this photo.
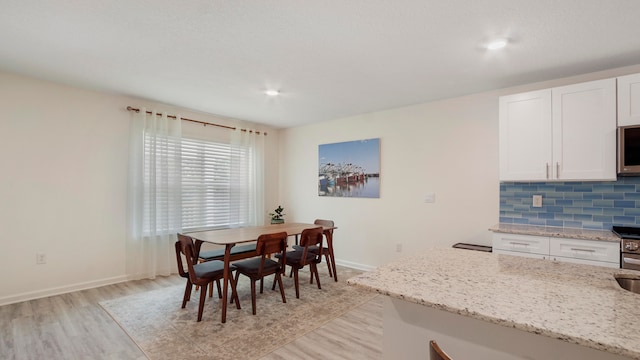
[221,244,232,323]
[325,231,338,282]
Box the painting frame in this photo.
[318,138,380,198]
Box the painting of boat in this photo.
[318,138,380,198]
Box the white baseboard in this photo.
[1,260,374,306]
[335,258,377,272]
[0,275,130,307]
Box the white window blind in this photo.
[181,137,251,231]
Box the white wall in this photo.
[279,64,640,270]
[4,62,640,303]
[0,71,280,305]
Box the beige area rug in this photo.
[99,267,377,360]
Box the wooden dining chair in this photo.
[175,240,204,305]
[278,226,324,299]
[176,233,241,322]
[193,241,257,298]
[429,340,453,360]
[232,232,288,315]
[293,219,336,280]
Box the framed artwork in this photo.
[318,138,380,198]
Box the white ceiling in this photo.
[1,1,640,129]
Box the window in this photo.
[142,135,253,233]
[181,137,252,231]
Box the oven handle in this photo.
[623,256,640,265]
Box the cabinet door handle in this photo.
[546,163,549,179]
[509,242,530,246]
[570,248,595,253]
[556,162,560,179]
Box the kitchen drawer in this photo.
[549,237,620,264]
[551,255,620,268]
[493,248,547,260]
[492,233,549,255]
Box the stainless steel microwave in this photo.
[618,125,640,175]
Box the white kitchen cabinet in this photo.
[552,79,617,180]
[499,78,616,181]
[499,89,552,181]
[549,237,620,268]
[618,73,640,126]
[492,233,549,257]
[492,233,620,268]
[493,248,547,260]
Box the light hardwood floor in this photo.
[1,275,383,360]
[261,296,383,360]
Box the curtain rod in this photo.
[126,106,267,136]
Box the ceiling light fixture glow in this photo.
[486,39,508,50]
[265,89,280,96]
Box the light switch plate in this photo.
[532,195,543,208]
[424,193,436,203]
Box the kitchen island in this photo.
[348,247,640,360]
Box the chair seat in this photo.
[194,260,236,278]
[292,244,324,253]
[279,250,317,265]
[234,257,280,276]
[199,243,257,261]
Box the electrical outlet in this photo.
[396,243,402,252]
[36,253,46,265]
[424,193,436,203]
[533,195,543,208]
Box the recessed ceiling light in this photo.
[265,89,280,96]
[486,39,508,50]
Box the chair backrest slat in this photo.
[314,219,334,249]
[177,233,199,284]
[256,231,288,274]
[174,240,189,278]
[429,340,453,360]
[299,227,324,266]
[314,219,334,237]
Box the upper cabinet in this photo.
[499,78,616,181]
[499,89,552,181]
[618,73,640,126]
[552,79,616,181]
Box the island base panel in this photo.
[383,297,631,360]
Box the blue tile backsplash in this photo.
[500,177,640,230]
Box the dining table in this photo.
[186,222,337,323]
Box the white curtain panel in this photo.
[127,108,182,279]
[230,128,265,227]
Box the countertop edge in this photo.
[488,223,620,242]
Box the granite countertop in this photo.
[348,248,640,359]
[489,223,620,242]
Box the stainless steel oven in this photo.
[613,226,640,270]
[622,251,640,271]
